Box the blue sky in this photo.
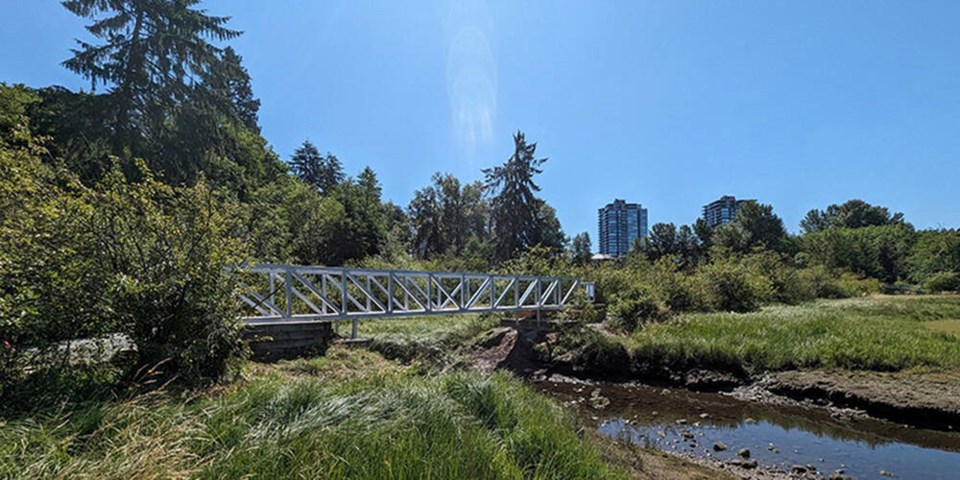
[2,1,959,239]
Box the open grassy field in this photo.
[628,295,960,372]
[0,346,631,479]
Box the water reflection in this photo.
[539,381,960,479]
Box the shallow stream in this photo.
[537,380,960,479]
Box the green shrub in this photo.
[835,272,883,297]
[794,265,847,299]
[1,149,248,395]
[607,286,667,332]
[90,165,248,383]
[649,257,699,310]
[924,272,960,293]
[799,224,916,283]
[0,136,112,395]
[694,260,772,312]
[907,230,960,284]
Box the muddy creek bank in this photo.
[537,379,960,479]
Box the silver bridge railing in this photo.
[235,264,595,338]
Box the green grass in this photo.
[353,314,500,362]
[356,313,500,339]
[926,320,960,336]
[627,295,960,372]
[0,347,625,479]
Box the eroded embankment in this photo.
[763,370,960,432]
[459,326,960,479]
[468,326,960,432]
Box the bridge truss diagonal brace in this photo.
[234,264,595,338]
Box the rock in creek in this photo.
[728,458,758,469]
[713,441,728,451]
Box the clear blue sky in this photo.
[2,1,959,238]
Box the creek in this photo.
[537,380,960,479]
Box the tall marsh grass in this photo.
[357,314,500,363]
[0,357,625,479]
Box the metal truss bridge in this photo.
[236,264,595,338]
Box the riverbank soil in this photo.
[587,430,737,480]
[767,368,960,430]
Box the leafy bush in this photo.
[648,257,699,311]
[694,260,772,312]
[834,272,883,297]
[607,285,667,332]
[794,265,847,299]
[0,132,111,394]
[908,230,960,284]
[799,224,916,283]
[924,272,960,293]
[1,149,248,395]
[90,165,248,383]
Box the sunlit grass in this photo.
[0,346,626,479]
[925,320,960,337]
[627,295,960,372]
[352,314,501,362]
[355,313,496,339]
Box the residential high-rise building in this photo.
[598,199,648,257]
[702,195,752,227]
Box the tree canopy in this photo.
[801,199,905,233]
[290,140,344,194]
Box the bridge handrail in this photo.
[243,263,584,282]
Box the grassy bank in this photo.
[0,347,630,479]
[626,295,960,373]
[353,314,499,363]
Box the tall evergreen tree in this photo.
[571,232,592,265]
[334,168,387,262]
[62,0,240,143]
[483,131,551,261]
[290,140,344,193]
[60,0,281,189]
[219,47,260,133]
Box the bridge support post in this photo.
[536,278,542,327]
[285,270,293,320]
